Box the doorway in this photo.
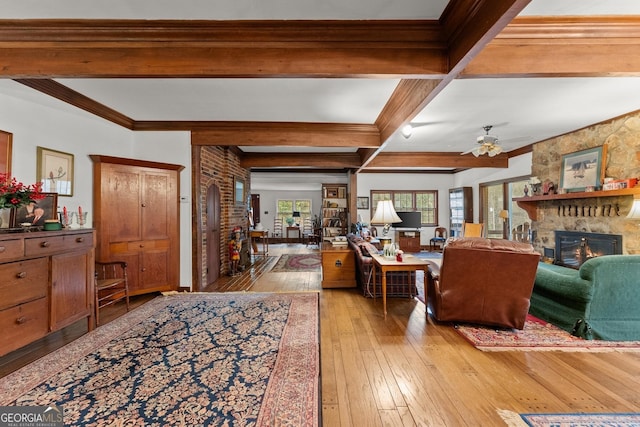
[206,184,221,285]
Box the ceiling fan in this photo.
[462,125,503,157]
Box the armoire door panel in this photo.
[142,171,172,240]
[141,250,170,290]
[106,168,142,242]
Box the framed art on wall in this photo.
[559,145,606,192]
[234,177,245,204]
[37,147,74,196]
[357,197,369,209]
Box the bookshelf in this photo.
[322,184,348,239]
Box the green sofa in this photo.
[530,255,640,340]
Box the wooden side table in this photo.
[286,226,301,243]
[370,253,430,319]
[250,230,269,256]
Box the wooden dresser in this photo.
[321,242,356,288]
[0,229,95,357]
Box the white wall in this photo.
[453,152,532,222]
[0,80,193,288]
[356,173,455,245]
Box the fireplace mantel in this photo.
[513,187,640,220]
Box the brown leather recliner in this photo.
[426,237,540,329]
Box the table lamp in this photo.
[292,211,301,226]
[370,200,401,236]
[627,197,640,220]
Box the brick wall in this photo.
[199,146,251,280]
[531,111,640,254]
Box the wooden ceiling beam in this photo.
[0,19,447,78]
[463,16,640,77]
[240,152,361,169]
[192,123,380,148]
[365,152,509,168]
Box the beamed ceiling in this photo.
[1,0,640,173]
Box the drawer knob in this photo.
[139,244,144,248]
[141,267,147,272]
[40,241,50,248]
[16,271,27,279]
[0,246,5,253]
[335,260,343,267]
[15,316,27,324]
[76,237,84,243]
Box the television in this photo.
[395,211,422,229]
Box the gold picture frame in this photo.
[37,147,74,196]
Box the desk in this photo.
[250,230,269,256]
[370,253,430,319]
[286,226,301,243]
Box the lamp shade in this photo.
[627,198,640,219]
[370,200,402,225]
[499,209,509,220]
[292,211,301,218]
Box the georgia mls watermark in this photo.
[0,406,63,427]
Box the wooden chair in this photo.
[429,227,448,251]
[95,261,130,327]
[462,222,484,237]
[273,218,283,238]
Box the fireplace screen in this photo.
[555,230,622,268]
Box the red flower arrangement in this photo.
[0,173,45,209]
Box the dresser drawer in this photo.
[0,297,48,357]
[0,238,24,262]
[0,257,48,311]
[25,232,93,257]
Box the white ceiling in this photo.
[2,0,640,159]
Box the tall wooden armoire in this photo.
[91,155,184,295]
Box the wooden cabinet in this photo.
[449,187,473,238]
[322,184,348,240]
[91,155,183,295]
[396,230,421,252]
[321,243,356,288]
[0,229,94,357]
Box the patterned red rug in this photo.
[271,254,321,272]
[0,293,320,426]
[455,314,640,352]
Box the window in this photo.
[371,190,438,226]
[277,199,312,225]
[479,176,530,240]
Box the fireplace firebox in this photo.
[555,230,622,268]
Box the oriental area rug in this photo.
[499,409,640,426]
[456,315,640,352]
[271,254,321,272]
[0,292,320,426]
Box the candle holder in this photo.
[77,212,88,228]
[62,211,75,228]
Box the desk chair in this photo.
[95,261,130,326]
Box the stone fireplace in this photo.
[555,230,622,268]
[528,111,640,256]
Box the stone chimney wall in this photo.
[531,111,640,254]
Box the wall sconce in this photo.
[626,197,640,220]
[499,209,509,222]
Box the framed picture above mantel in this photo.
[559,145,606,193]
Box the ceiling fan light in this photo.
[401,124,413,139]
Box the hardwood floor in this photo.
[2,243,640,426]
